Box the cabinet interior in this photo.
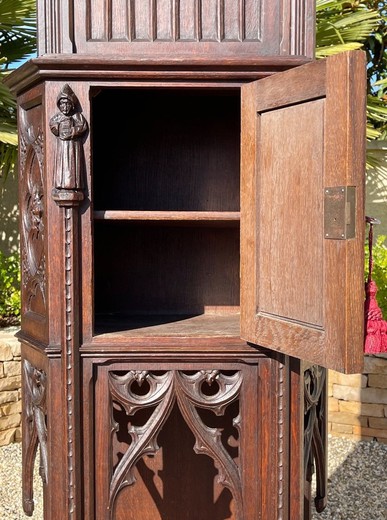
[92,88,241,337]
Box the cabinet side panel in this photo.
[18,90,48,343]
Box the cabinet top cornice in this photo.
[5,54,313,95]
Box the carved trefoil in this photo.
[22,360,48,516]
[108,369,243,518]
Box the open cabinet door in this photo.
[241,51,366,374]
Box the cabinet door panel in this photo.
[241,51,366,373]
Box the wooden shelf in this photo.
[94,313,240,339]
[93,211,241,223]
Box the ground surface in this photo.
[0,436,386,519]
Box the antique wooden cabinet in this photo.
[6,1,366,519]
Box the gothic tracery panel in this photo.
[108,369,243,519]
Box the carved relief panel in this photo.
[19,99,46,322]
[67,0,315,59]
[93,363,261,520]
[22,359,48,516]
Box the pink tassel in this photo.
[364,218,387,354]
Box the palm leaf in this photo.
[0,0,36,179]
[316,0,387,169]
[316,42,363,57]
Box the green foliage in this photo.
[365,234,387,317]
[0,0,36,180]
[316,0,387,157]
[0,250,20,322]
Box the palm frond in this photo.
[316,42,363,57]
[0,0,36,180]
[316,0,387,170]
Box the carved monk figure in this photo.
[49,84,88,190]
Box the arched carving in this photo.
[108,369,243,518]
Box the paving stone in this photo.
[329,411,368,427]
[0,344,12,362]
[364,355,387,374]
[10,342,20,358]
[0,375,21,392]
[0,414,21,432]
[329,371,367,388]
[0,428,15,447]
[339,401,385,417]
[3,361,21,377]
[368,374,387,389]
[353,425,387,439]
[331,423,353,434]
[0,391,18,405]
[0,401,21,417]
[328,397,339,412]
[368,416,387,429]
[333,385,387,404]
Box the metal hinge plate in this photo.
[324,186,356,240]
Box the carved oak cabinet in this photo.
[6,1,367,519]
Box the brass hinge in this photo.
[324,186,356,240]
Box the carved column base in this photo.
[52,188,84,205]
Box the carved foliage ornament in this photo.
[108,369,243,518]
[22,360,48,516]
[20,112,46,314]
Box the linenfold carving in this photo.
[108,370,243,518]
[304,365,327,514]
[20,113,46,314]
[23,360,48,516]
[50,84,87,193]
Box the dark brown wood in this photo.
[35,0,315,60]
[18,88,47,345]
[240,51,366,374]
[22,359,47,516]
[91,357,263,520]
[50,83,89,520]
[94,224,240,320]
[9,2,366,518]
[5,56,316,98]
[303,365,327,514]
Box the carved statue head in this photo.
[56,84,78,116]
